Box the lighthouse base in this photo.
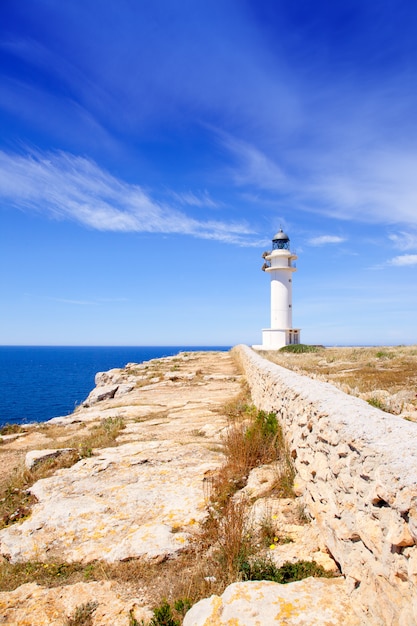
[253,328,301,351]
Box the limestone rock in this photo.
[0,440,220,563]
[239,464,278,499]
[361,389,417,416]
[183,578,362,625]
[114,383,135,397]
[0,580,152,625]
[25,448,76,470]
[82,384,119,407]
[0,351,246,625]
[94,368,124,386]
[250,497,339,574]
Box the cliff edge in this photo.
[0,349,360,625]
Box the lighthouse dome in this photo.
[272,229,290,250]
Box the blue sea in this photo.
[0,346,230,429]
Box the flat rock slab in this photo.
[0,351,240,564]
[25,448,76,470]
[0,581,152,625]
[183,578,362,626]
[1,441,220,562]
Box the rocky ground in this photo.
[0,349,361,625]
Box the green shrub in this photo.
[208,408,294,513]
[367,397,386,410]
[173,598,192,615]
[376,350,394,359]
[218,410,284,500]
[150,600,179,626]
[279,344,321,353]
[250,410,278,440]
[258,514,293,546]
[240,557,332,583]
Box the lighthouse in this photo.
[253,229,301,350]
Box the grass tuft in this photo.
[0,423,26,436]
[0,450,80,529]
[201,396,296,585]
[240,557,333,583]
[209,407,294,510]
[0,417,125,530]
[258,513,293,547]
[367,397,387,411]
[149,599,180,626]
[279,344,322,353]
[65,601,98,626]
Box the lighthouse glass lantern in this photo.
[253,229,301,350]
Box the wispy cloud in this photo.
[49,298,100,306]
[371,254,417,270]
[388,231,417,251]
[220,135,289,191]
[307,150,417,226]
[48,296,129,305]
[307,235,346,246]
[387,254,417,267]
[222,132,417,229]
[0,149,254,245]
[170,190,221,209]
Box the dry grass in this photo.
[0,424,26,436]
[262,345,417,413]
[0,560,89,590]
[65,601,98,626]
[44,416,125,456]
[0,390,272,607]
[198,392,296,588]
[215,497,252,576]
[0,352,318,623]
[0,417,125,530]
[208,404,293,511]
[0,552,237,612]
[0,450,81,529]
[189,429,206,437]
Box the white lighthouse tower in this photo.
[253,229,301,350]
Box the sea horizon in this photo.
[0,345,231,429]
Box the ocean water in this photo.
[0,346,229,428]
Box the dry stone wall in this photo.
[235,344,417,626]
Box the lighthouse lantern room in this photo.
[253,229,301,350]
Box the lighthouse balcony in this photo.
[265,263,297,272]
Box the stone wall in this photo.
[235,344,417,626]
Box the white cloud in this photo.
[388,231,417,251]
[371,254,417,270]
[220,135,289,191]
[307,149,417,226]
[47,296,129,305]
[0,149,254,245]
[307,235,346,246]
[170,190,221,208]
[222,132,417,229]
[50,298,100,306]
[387,254,417,267]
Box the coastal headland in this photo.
[0,346,416,624]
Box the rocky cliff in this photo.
[1,347,405,625]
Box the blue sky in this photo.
[1,0,417,346]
